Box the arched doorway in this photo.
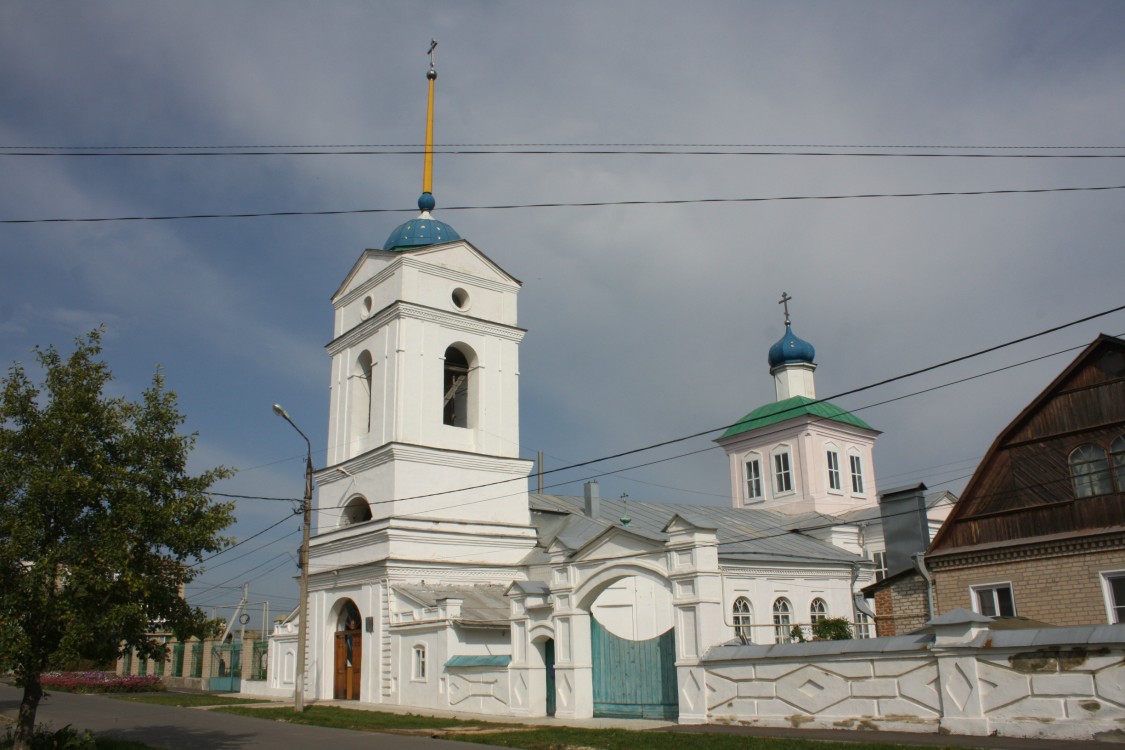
[333,599,362,700]
[585,572,678,720]
[543,638,556,717]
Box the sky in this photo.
[2,1,1124,623]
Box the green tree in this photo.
[811,617,853,641]
[0,331,234,750]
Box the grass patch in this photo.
[216,704,508,731]
[447,727,972,750]
[112,693,271,708]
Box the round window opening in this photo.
[451,288,470,310]
[362,296,373,318]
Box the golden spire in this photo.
[422,39,437,199]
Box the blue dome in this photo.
[383,193,461,251]
[768,325,816,368]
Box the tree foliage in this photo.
[0,330,234,748]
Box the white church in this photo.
[250,52,952,722]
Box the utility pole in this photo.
[273,403,313,713]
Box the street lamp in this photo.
[272,403,313,712]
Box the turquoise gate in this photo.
[590,617,677,720]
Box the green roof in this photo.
[445,655,511,668]
[720,396,874,439]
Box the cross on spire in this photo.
[779,292,793,327]
[427,39,438,74]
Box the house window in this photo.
[1070,444,1112,498]
[732,597,753,642]
[849,454,865,494]
[773,452,793,494]
[973,583,1016,618]
[826,450,841,491]
[1111,436,1125,490]
[1103,571,1125,624]
[872,551,888,582]
[772,598,793,644]
[412,645,427,680]
[744,458,763,501]
[810,598,828,626]
[442,345,474,427]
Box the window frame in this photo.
[744,455,763,502]
[826,449,841,492]
[849,452,865,495]
[1070,443,1113,498]
[809,597,828,626]
[971,582,1016,618]
[871,550,888,582]
[1101,570,1125,624]
[773,449,794,495]
[772,597,793,644]
[732,596,753,642]
[412,644,428,681]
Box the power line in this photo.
[4,184,1123,225]
[191,508,300,567]
[5,141,1124,150]
[6,148,1125,159]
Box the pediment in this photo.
[663,512,718,534]
[572,526,665,562]
[332,240,521,304]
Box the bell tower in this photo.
[311,42,534,561]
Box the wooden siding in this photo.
[933,338,1125,553]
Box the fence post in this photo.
[930,609,991,736]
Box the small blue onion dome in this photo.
[382,193,461,251]
[768,325,816,368]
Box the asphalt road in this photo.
[0,685,481,750]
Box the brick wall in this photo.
[931,541,1125,626]
[873,573,929,636]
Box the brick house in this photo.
[866,334,1125,635]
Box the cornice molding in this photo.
[328,300,524,355]
[315,442,533,485]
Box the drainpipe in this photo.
[914,552,935,621]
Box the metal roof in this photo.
[529,494,860,566]
[394,584,510,626]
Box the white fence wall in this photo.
[700,610,1125,741]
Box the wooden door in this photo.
[334,630,362,700]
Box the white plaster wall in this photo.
[721,569,858,644]
[703,630,1125,740]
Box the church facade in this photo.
[249,57,951,720]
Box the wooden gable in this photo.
[929,335,1125,555]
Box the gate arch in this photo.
[574,565,678,720]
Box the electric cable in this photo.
[4,184,1123,224]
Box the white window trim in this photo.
[970,582,1016,618]
[1100,569,1125,624]
[825,445,842,494]
[848,451,866,496]
[743,453,764,504]
[411,644,428,682]
[772,446,795,497]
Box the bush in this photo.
[39,672,164,694]
[812,617,853,641]
[1,724,96,750]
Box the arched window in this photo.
[351,351,374,436]
[442,345,473,427]
[732,597,753,642]
[810,598,828,626]
[1070,444,1112,498]
[340,496,373,526]
[1111,436,1125,491]
[772,598,793,644]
